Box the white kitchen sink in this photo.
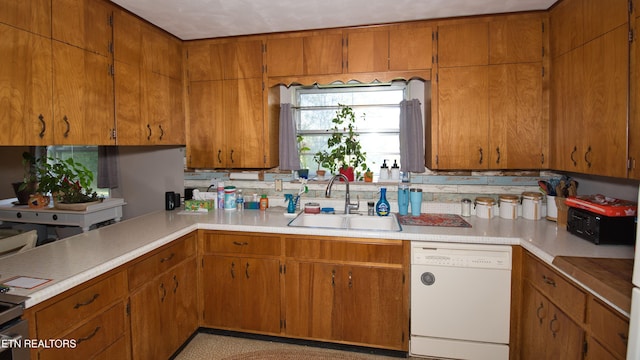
[288,213,402,232]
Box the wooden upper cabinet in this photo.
[187,38,262,81]
[303,33,343,75]
[582,0,628,45]
[53,41,115,145]
[113,9,142,66]
[438,22,489,67]
[0,23,53,145]
[345,28,389,73]
[489,17,542,64]
[0,0,51,37]
[52,0,113,57]
[489,63,544,168]
[436,66,490,169]
[550,0,584,58]
[388,26,433,71]
[266,37,304,76]
[186,42,225,81]
[142,26,182,80]
[225,39,264,79]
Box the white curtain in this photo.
[399,99,425,173]
[278,103,301,170]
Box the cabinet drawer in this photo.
[128,233,196,289]
[39,302,126,360]
[285,237,404,265]
[202,232,281,256]
[93,335,130,360]
[36,271,126,339]
[523,253,587,322]
[589,298,629,358]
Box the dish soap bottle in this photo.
[376,187,390,216]
[379,160,389,181]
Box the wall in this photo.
[115,146,185,220]
[0,147,30,199]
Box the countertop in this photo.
[0,206,634,314]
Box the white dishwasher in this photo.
[410,241,512,360]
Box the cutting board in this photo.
[552,256,633,313]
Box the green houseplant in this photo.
[23,153,101,206]
[313,104,367,181]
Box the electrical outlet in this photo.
[275,179,283,192]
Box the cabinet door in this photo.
[129,277,166,360]
[550,47,584,172]
[143,72,185,145]
[266,37,303,77]
[389,26,432,71]
[284,261,339,340]
[0,24,53,145]
[489,63,544,168]
[187,42,225,81]
[546,299,585,360]
[52,0,112,57]
[0,0,50,36]
[303,33,343,75]
[202,255,242,329]
[187,80,224,168]
[630,15,640,179]
[346,29,389,73]
[238,257,281,333]
[341,265,405,349]
[142,26,182,80]
[581,25,628,178]
[436,66,489,169]
[169,258,199,354]
[225,39,264,79]
[489,17,542,64]
[52,41,115,145]
[226,78,264,168]
[438,22,489,67]
[549,0,584,58]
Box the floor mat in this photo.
[397,213,471,228]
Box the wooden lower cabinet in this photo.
[201,255,281,333]
[520,281,585,359]
[285,261,405,349]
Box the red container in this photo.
[565,194,637,217]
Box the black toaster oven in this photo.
[567,207,636,245]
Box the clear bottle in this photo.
[391,160,400,181]
[375,187,390,216]
[236,189,244,211]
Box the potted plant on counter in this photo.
[26,156,101,210]
[313,104,367,181]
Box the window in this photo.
[45,146,110,197]
[294,83,406,175]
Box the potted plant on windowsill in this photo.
[13,151,38,205]
[26,155,102,210]
[313,104,367,181]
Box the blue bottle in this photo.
[376,187,390,216]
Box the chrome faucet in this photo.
[325,174,359,214]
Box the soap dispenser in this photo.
[390,160,400,181]
[376,187,390,216]
[379,160,389,181]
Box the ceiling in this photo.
[110,0,559,40]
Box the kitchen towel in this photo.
[399,99,425,173]
[278,103,301,170]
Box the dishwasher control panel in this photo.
[411,242,511,270]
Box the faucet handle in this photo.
[349,195,360,211]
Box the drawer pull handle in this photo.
[245,262,250,279]
[77,326,101,344]
[542,275,557,287]
[160,283,166,302]
[233,241,249,246]
[619,332,628,345]
[38,114,46,138]
[536,302,545,324]
[348,271,353,289]
[549,314,559,338]
[74,294,99,309]
[160,253,175,263]
[173,275,179,293]
[331,269,336,287]
[63,115,70,138]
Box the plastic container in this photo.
[499,195,519,220]
[259,194,269,210]
[410,188,423,216]
[236,189,244,211]
[398,184,409,216]
[304,202,320,214]
[224,186,236,210]
[461,198,472,217]
[522,192,543,220]
[217,181,225,209]
[376,187,390,216]
[475,197,495,219]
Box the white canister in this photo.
[522,192,543,220]
[474,197,496,219]
[499,195,519,220]
[224,186,237,210]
